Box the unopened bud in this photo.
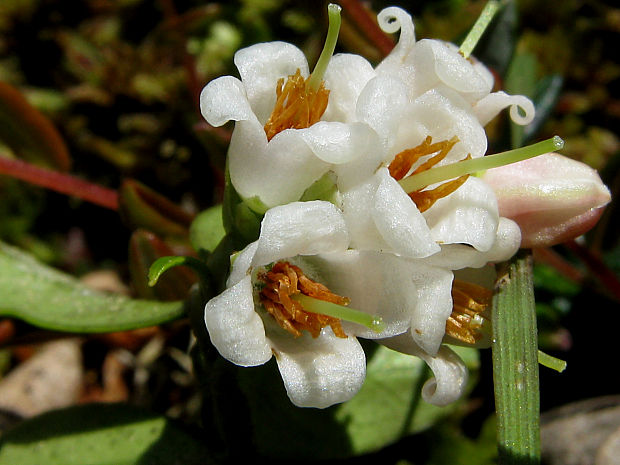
[482,153,611,248]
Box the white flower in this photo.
[327,6,534,260]
[374,7,535,125]
[204,201,454,408]
[336,86,503,259]
[199,42,377,209]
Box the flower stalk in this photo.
[492,250,540,465]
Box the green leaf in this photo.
[189,205,226,254]
[0,241,186,332]
[0,403,212,465]
[148,255,210,288]
[235,344,478,460]
[128,230,197,301]
[492,251,541,464]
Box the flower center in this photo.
[445,279,493,344]
[263,70,330,141]
[262,3,341,141]
[259,261,348,338]
[388,135,471,212]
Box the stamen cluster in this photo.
[447,280,492,344]
[263,70,330,141]
[388,136,471,212]
[259,261,347,338]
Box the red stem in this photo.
[532,247,584,284]
[340,0,395,57]
[1,156,119,210]
[564,240,620,301]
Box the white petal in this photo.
[418,346,468,406]
[299,121,375,164]
[200,76,255,127]
[356,75,410,147]
[300,251,442,339]
[228,122,330,207]
[227,242,258,287]
[399,89,487,162]
[381,334,468,406]
[423,176,499,252]
[268,327,366,408]
[473,91,535,126]
[252,201,349,267]
[373,168,440,258]
[407,267,454,355]
[425,217,522,269]
[410,39,492,102]
[204,276,272,367]
[484,217,521,263]
[323,53,376,123]
[375,7,416,80]
[234,41,309,124]
[340,179,392,252]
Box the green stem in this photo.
[292,294,385,333]
[492,250,540,464]
[307,3,342,91]
[398,136,563,194]
[459,0,502,59]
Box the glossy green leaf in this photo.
[0,403,212,465]
[235,344,478,460]
[0,82,71,171]
[0,241,185,332]
[189,205,226,254]
[148,255,210,288]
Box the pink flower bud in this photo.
[482,153,611,248]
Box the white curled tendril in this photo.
[474,91,536,126]
[378,7,416,62]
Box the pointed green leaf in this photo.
[0,404,212,465]
[0,241,185,332]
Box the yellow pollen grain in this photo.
[258,261,348,339]
[445,279,493,344]
[263,69,330,141]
